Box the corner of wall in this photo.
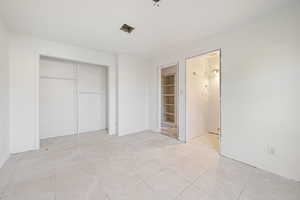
[0,17,11,169]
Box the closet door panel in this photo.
[40,57,75,79]
[78,93,106,132]
[78,64,107,93]
[78,63,107,133]
[39,79,75,139]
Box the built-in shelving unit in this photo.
[161,66,177,138]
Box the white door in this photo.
[39,57,76,139]
[78,63,107,133]
[39,57,107,139]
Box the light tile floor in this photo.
[0,131,299,200]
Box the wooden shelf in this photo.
[162,94,175,96]
[165,112,175,116]
[161,67,177,138]
[162,121,176,126]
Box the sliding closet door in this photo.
[39,57,76,139]
[78,63,107,133]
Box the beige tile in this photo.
[175,185,209,200]
[104,181,161,200]
[1,131,299,200]
[100,170,142,193]
[55,179,107,200]
[12,159,56,184]
[144,168,191,200]
[0,156,19,197]
[133,158,166,181]
[240,169,300,200]
[3,175,55,200]
[193,158,252,200]
[55,165,100,200]
[167,154,209,182]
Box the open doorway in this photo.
[186,50,221,152]
[160,64,178,139]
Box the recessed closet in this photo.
[39,56,107,139]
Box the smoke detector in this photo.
[153,0,161,7]
[120,24,135,33]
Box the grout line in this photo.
[172,168,209,200]
[140,178,174,200]
[105,193,111,200]
[236,168,253,200]
[140,178,153,190]
[172,182,194,200]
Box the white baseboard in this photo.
[78,128,107,134]
[118,129,151,136]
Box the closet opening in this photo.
[160,64,178,139]
[39,56,108,144]
[186,50,221,152]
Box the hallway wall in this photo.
[117,54,152,136]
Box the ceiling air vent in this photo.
[120,24,135,33]
[153,0,161,7]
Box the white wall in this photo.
[186,56,209,139]
[153,3,300,181]
[0,19,10,168]
[148,61,159,132]
[117,54,151,136]
[9,34,117,153]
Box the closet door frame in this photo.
[157,62,180,139]
[36,54,111,149]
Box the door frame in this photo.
[157,62,180,139]
[185,49,222,151]
[35,54,112,150]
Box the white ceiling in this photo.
[0,0,294,58]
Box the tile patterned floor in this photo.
[0,131,299,200]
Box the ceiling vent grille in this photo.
[153,0,161,7]
[120,24,135,33]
